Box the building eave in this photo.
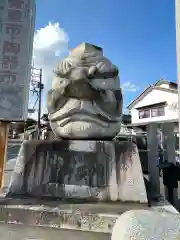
[127,85,153,110]
[127,86,178,110]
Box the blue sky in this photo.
[32,0,177,115]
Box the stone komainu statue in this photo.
[46,43,122,139]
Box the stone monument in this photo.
[7,43,148,203]
[47,43,122,140]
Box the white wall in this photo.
[159,83,170,89]
[130,88,178,124]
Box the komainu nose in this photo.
[65,81,99,100]
[69,67,88,82]
[64,66,99,100]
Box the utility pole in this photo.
[37,69,43,140]
[175,0,180,150]
[28,67,43,140]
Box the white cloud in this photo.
[33,22,69,85]
[28,22,69,119]
[121,82,139,93]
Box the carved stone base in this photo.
[7,140,148,203]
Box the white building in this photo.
[127,80,178,129]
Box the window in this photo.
[137,102,166,119]
[139,109,150,119]
[151,106,165,117]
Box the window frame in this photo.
[139,108,150,119]
[151,105,165,117]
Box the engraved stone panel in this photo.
[7,140,148,203]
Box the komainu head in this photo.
[46,42,122,139]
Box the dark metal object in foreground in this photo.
[160,162,180,205]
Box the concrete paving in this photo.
[0,223,109,240]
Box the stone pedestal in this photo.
[7,140,147,203]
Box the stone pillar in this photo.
[162,123,175,165]
[162,122,178,207]
[147,123,160,195]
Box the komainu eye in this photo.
[96,61,107,73]
[88,66,97,77]
[95,61,118,78]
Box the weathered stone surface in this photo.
[0,224,110,240]
[112,210,180,240]
[0,195,177,237]
[47,42,122,139]
[0,199,150,236]
[7,140,147,203]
